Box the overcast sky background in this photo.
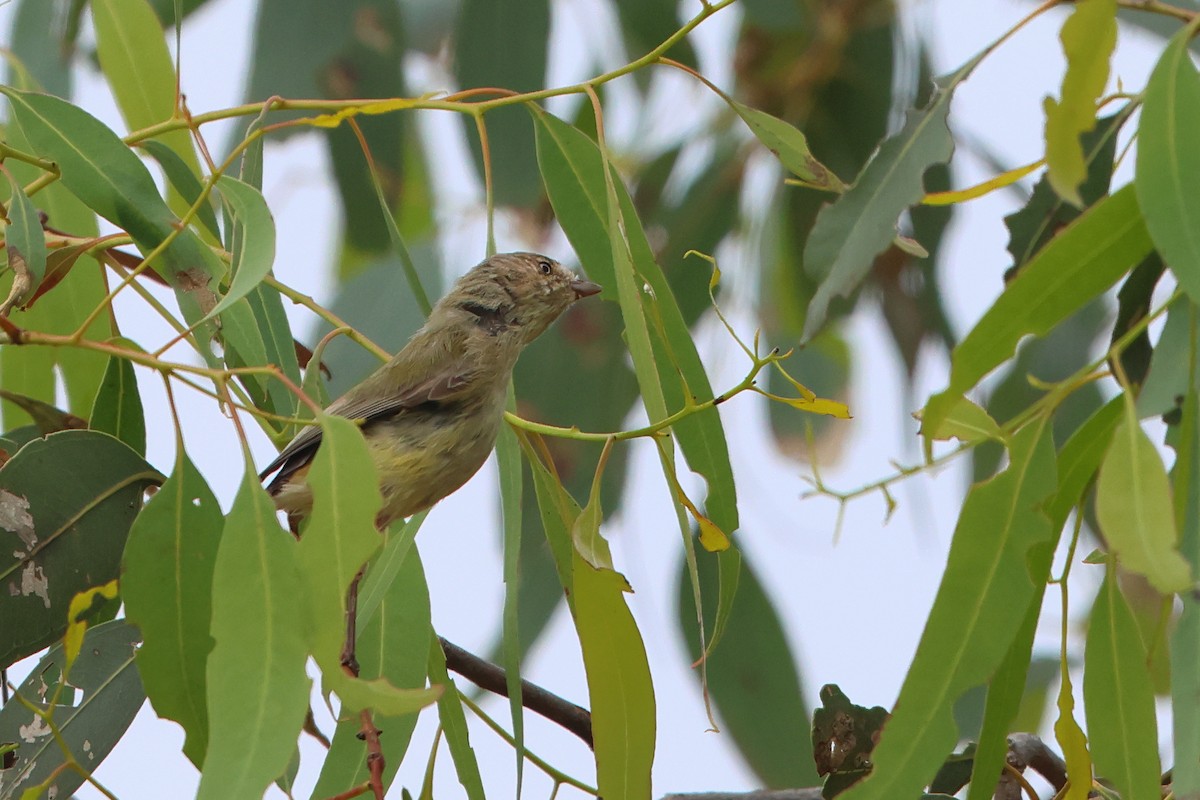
[0,0,1180,797]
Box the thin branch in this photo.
[1117,0,1198,22]
[438,637,593,749]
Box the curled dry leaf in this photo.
[0,246,33,317]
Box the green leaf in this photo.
[313,545,433,797]
[677,548,818,788]
[197,472,310,800]
[838,420,1056,800]
[243,0,409,263]
[1140,295,1200,419]
[497,398,526,793]
[1,88,226,343]
[963,618,1036,799]
[145,0,212,25]
[217,296,273,402]
[205,176,277,321]
[965,546,1057,800]
[296,414,439,715]
[356,514,424,629]
[1043,0,1117,205]
[430,638,486,800]
[532,108,737,533]
[1084,574,1162,800]
[247,284,303,435]
[0,96,108,431]
[0,430,161,669]
[92,0,203,220]
[802,52,984,340]
[1006,109,1125,272]
[138,139,222,241]
[8,0,72,99]
[923,185,1152,441]
[1170,377,1200,796]
[521,434,581,598]
[0,621,144,799]
[455,0,548,207]
[916,396,1003,445]
[89,353,146,456]
[737,103,844,190]
[1096,399,1192,593]
[1044,395,1123,531]
[574,549,655,800]
[121,451,223,767]
[521,430,654,800]
[295,417,379,668]
[531,106,616,294]
[971,299,1108,482]
[0,390,86,435]
[1136,18,1200,306]
[505,299,635,657]
[1110,253,1165,389]
[1,167,48,311]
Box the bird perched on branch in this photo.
[260,251,602,527]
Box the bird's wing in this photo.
[259,360,475,490]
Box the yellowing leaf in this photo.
[762,389,851,419]
[1097,408,1193,593]
[695,513,731,553]
[1043,0,1117,205]
[673,486,731,553]
[1054,668,1092,800]
[64,580,119,669]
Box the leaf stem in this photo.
[457,691,598,795]
[263,275,392,362]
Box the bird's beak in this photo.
[570,278,602,299]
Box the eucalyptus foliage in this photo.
[1,1,1198,799]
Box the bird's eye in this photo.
[538,260,553,275]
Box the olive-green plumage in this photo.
[261,252,601,525]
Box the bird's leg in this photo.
[358,709,386,798]
[340,565,366,676]
[341,565,385,800]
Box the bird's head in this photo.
[446,252,602,345]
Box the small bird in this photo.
[260,252,601,527]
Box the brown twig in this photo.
[323,781,372,800]
[437,637,594,749]
[338,566,384,800]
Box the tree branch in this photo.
[1007,732,1067,792]
[438,637,593,749]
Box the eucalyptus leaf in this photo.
[197,471,310,800]
[802,51,986,340]
[0,430,161,669]
[1137,19,1200,306]
[90,353,146,456]
[122,451,223,767]
[1084,574,1162,800]
[0,621,145,799]
[923,185,1152,442]
[1042,0,1116,204]
[838,422,1056,800]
